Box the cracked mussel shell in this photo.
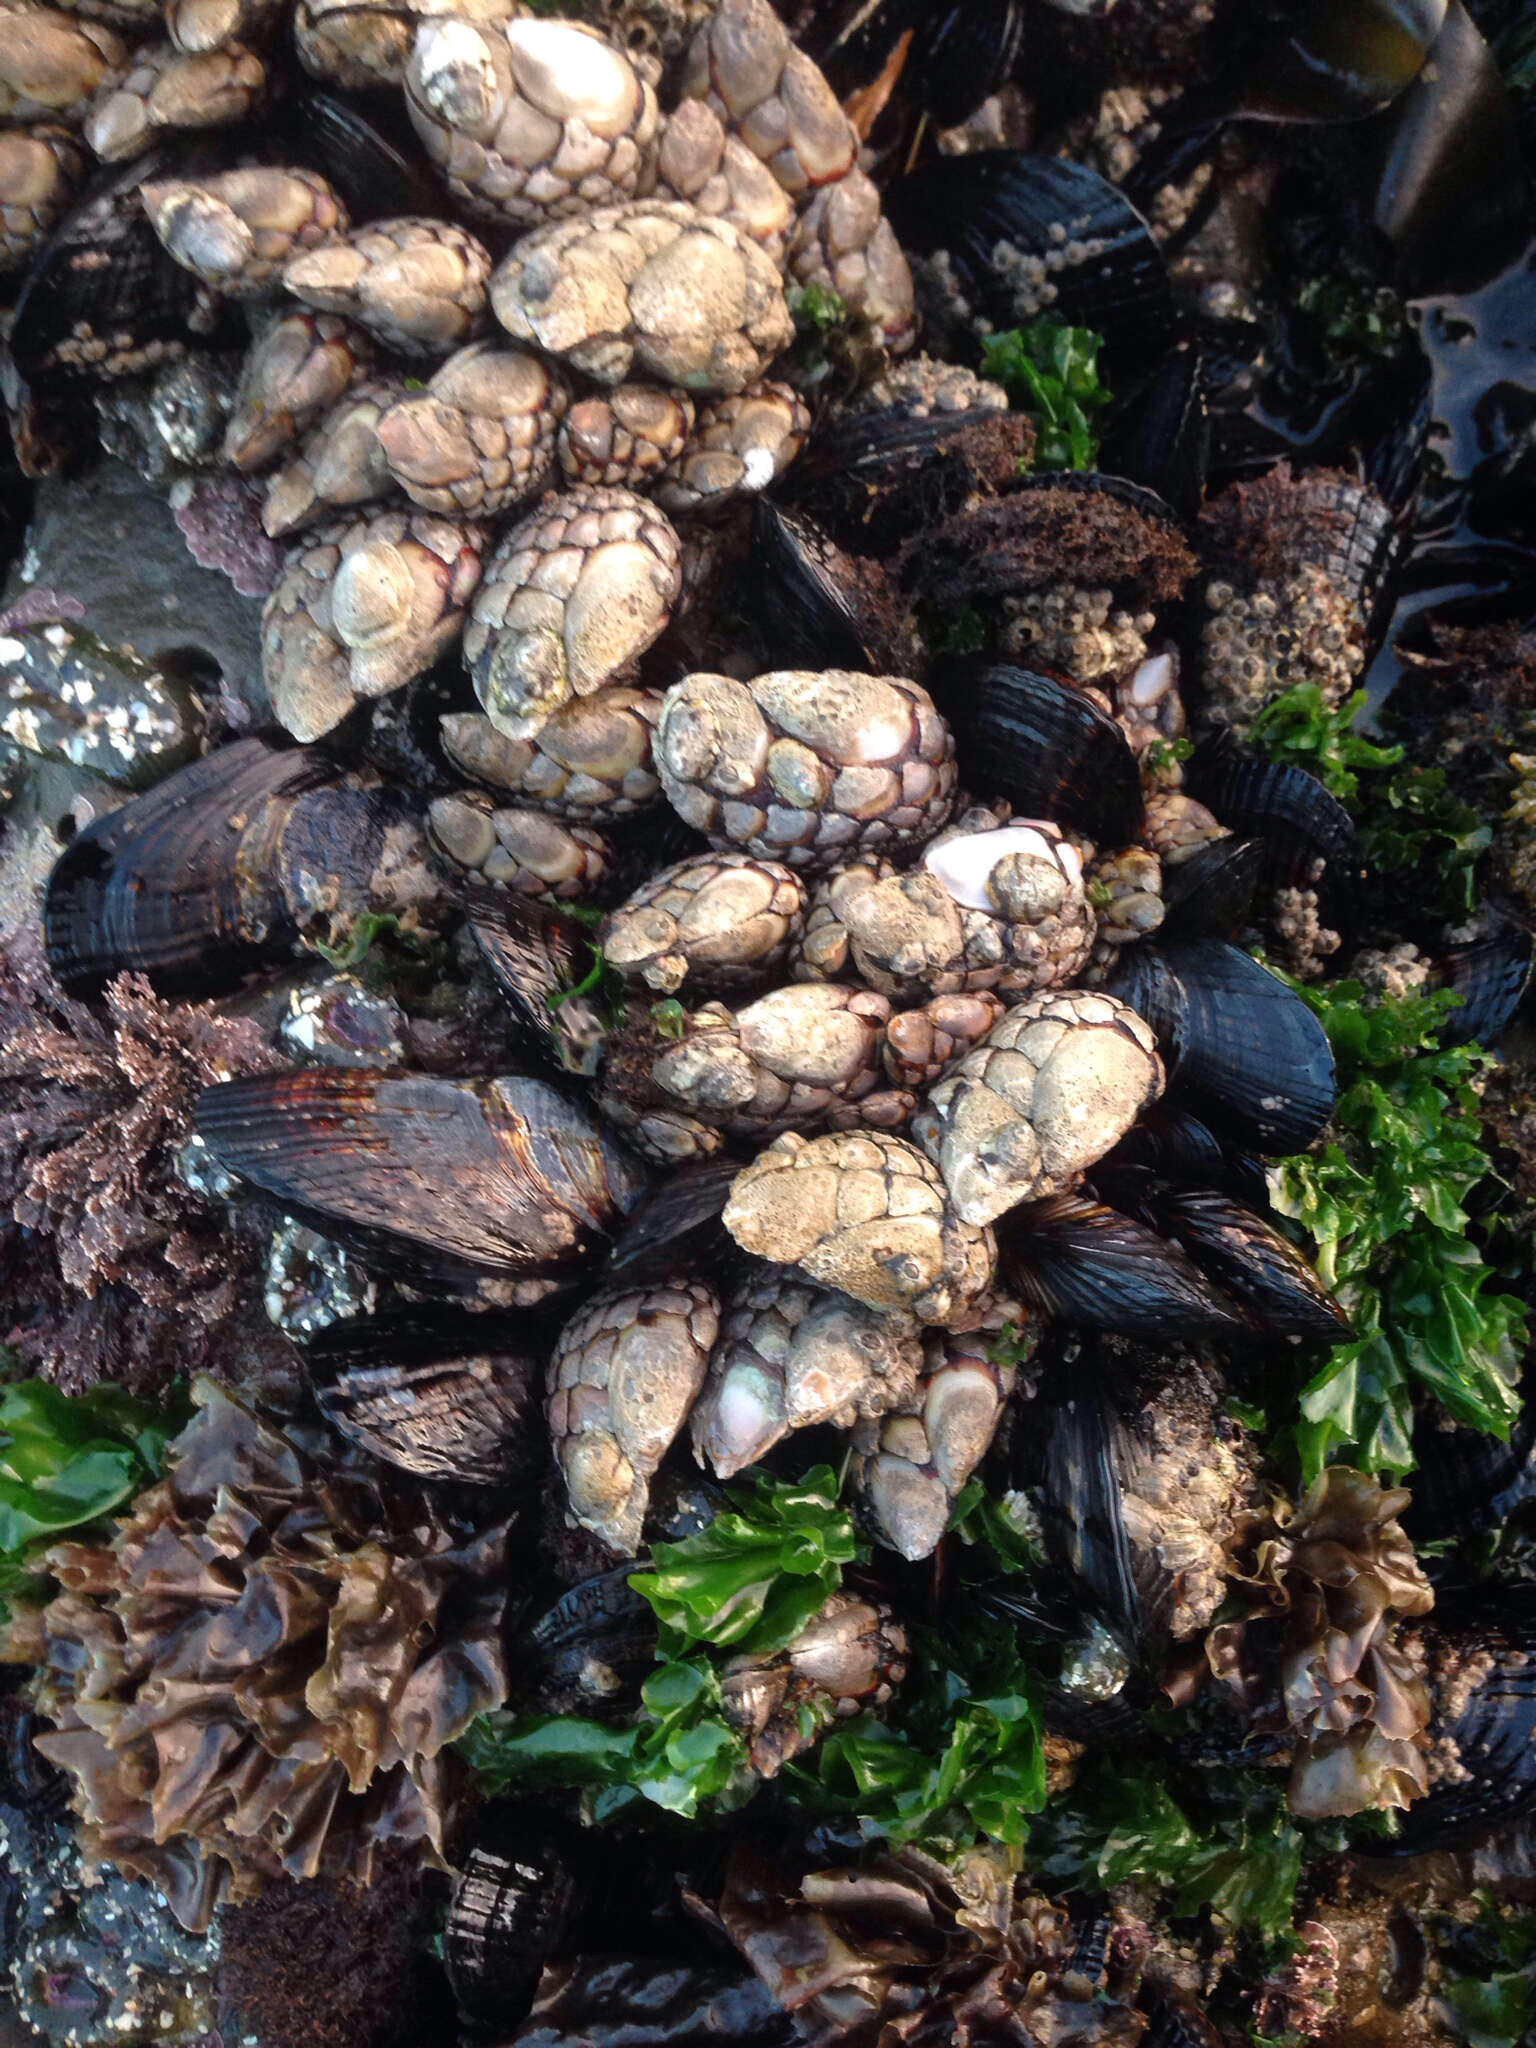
[306,1311,544,1488]
[193,1068,649,1288]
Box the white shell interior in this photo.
[922,822,1079,912]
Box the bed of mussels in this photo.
[5,0,1536,2043]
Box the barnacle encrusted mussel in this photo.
[0,0,1503,2034]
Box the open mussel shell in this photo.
[1375,1609,1536,1854]
[446,1805,586,2027]
[44,736,331,998]
[513,1567,659,1717]
[999,1194,1243,1341]
[194,1068,648,1285]
[1438,925,1533,1048]
[466,887,609,1078]
[1159,837,1265,940]
[1233,0,1446,123]
[602,1159,737,1290]
[885,152,1177,382]
[1184,733,1357,895]
[1147,1187,1352,1343]
[1108,938,1336,1154]
[306,1310,545,1487]
[932,659,1144,847]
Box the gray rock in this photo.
[5,457,268,717]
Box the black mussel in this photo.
[515,1568,659,1717]
[1147,1187,1352,1342]
[1036,1373,1140,1652]
[932,659,1144,847]
[1233,0,1446,123]
[44,737,331,997]
[747,501,915,675]
[1141,1990,1226,2048]
[467,887,610,1078]
[10,150,218,393]
[1100,1103,1237,1192]
[1184,733,1357,894]
[512,1957,799,2048]
[44,736,442,999]
[1108,938,1336,1154]
[1098,340,1211,525]
[1375,1611,1536,1854]
[446,1806,586,2027]
[885,152,1177,382]
[294,85,443,223]
[602,1159,737,1290]
[1000,1194,1243,1341]
[1373,0,1528,294]
[1404,1381,1536,1546]
[1159,836,1266,939]
[784,403,1031,556]
[914,0,1028,129]
[1438,925,1533,1048]
[306,1312,544,1486]
[194,1069,648,1285]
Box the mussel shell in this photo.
[1403,1386,1536,1544]
[44,737,331,998]
[515,1958,800,2048]
[194,1069,648,1284]
[306,1312,544,1486]
[1183,734,1357,894]
[295,85,443,222]
[1159,837,1266,939]
[516,1567,658,1716]
[931,658,1144,846]
[784,404,1030,556]
[602,1159,737,1290]
[915,0,1028,128]
[747,501,884,674]
[1108,938,1336,1154]
[1234,0,1446,123]
[1147,1187,1352,1343]
[999,1194,1243,1341]
[1140,1991,1226,2048]
[9,149,209,391]
[1098,340,1210,526]
[1438,926,1532,1048]
[446,1806,586,2026]
[1099,1103,1238,1193]
[885,152,1177,382]
[1032,1360,1140,1650]
[466,887,609,1078]
[1379,1614,1536,1854]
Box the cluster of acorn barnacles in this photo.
[7,0,919,741]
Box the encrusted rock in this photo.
[405,15,659,225]
[547,1276,719,1553]
[601,849,806,995]
[440,687,662,819]
[1001,582,1156,685]
[722,1127,995,1326]
[692,1263,923,1478]
[655,379,809,515]
[284,217,492,358]
[655,668,956,871]
[280,972,407,1068]
[262,505,487,739]
[912,990,1164,1226]
[427,791,609,900]
[141,167,347,296]
[489,196,793,394]
[261,374,408,538]
[557,382,694,488]
[374,341,568,517]
[224,310,376,473]
[0,618,205,785]
[0,122,85,271]
[84,39,264,160]
[464,483,681,741]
